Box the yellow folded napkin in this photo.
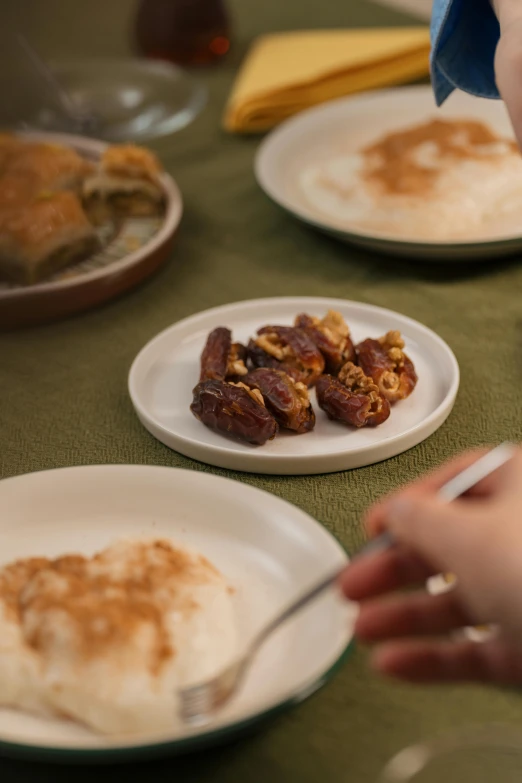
[224,28,431,133]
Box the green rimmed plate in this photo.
[0,465,353,763]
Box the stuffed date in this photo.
[294,310,355,374]
[316,362,390,428]
[245,368,315,434]
[248,326,324,387]
[356,331,417,403]
[200,327,248,382]
[190,379,278,445]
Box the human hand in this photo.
[341,446,522,685]
[493,0,522,149]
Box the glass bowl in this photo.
[25,57,207,142]
[379,725,522,783]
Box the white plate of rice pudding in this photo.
[0,465,352,761]
[256,86,522,260]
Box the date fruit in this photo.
[191,380,278,445]
[248,325,324,386]
[356,331,417,402]
[295,310,355,374]
[316,362,390,427]
[200,328,248,382]
[245,368,315,434]
[199,327,231,382]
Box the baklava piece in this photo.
[0,172,42,211]
[82,144,165,223]
[3,142,93,192]
[0,191,99,285]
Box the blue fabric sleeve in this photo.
[431,0,501,105]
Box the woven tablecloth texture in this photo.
[1,0,522,780]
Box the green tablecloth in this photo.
[2,0,522,779]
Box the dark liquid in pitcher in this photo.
[136,0,230,65]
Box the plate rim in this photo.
[0,464,353,760]
[255,85,522,250]
[128,296,460,474]
[0,131,183,302]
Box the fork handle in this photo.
[353,442,517,560]
[251,443,516,657]
[251,529,394,651]
[252,568,344,652]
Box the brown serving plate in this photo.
[0,132,182,329]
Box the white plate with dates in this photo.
[129,297,459,475]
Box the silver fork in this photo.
[179,442,516,726]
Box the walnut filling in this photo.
[338,362,374,393]
[288,377,311,409]
[338,362,385,416]
[381,370,400,393]
[228,360,248,376]
[308,310,351,349]
[321,310,351,345]
[368,393,387,417]
[230,382,265,407]
[255,333,293,362]
[379,330,406,368]
[227,345,248,377]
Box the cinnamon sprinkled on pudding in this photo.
[300,117,522,240]
[362,119,519,197]
[0,539,238,735]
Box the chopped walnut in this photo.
[321,310,350,344]
[338,362,387,415]
[378,331,406,368]
[388,347,403,364]
[368,392,383,414]
[227,345,248,377]
[255,333,292,362]
[381,371,400,393]
[304,310,351,348]
[289,378,311,409]
[379,330,404,348]
[338,362,377,394]
[230,382,265,407]
[248,388,265,406]
[228,360,248,376]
